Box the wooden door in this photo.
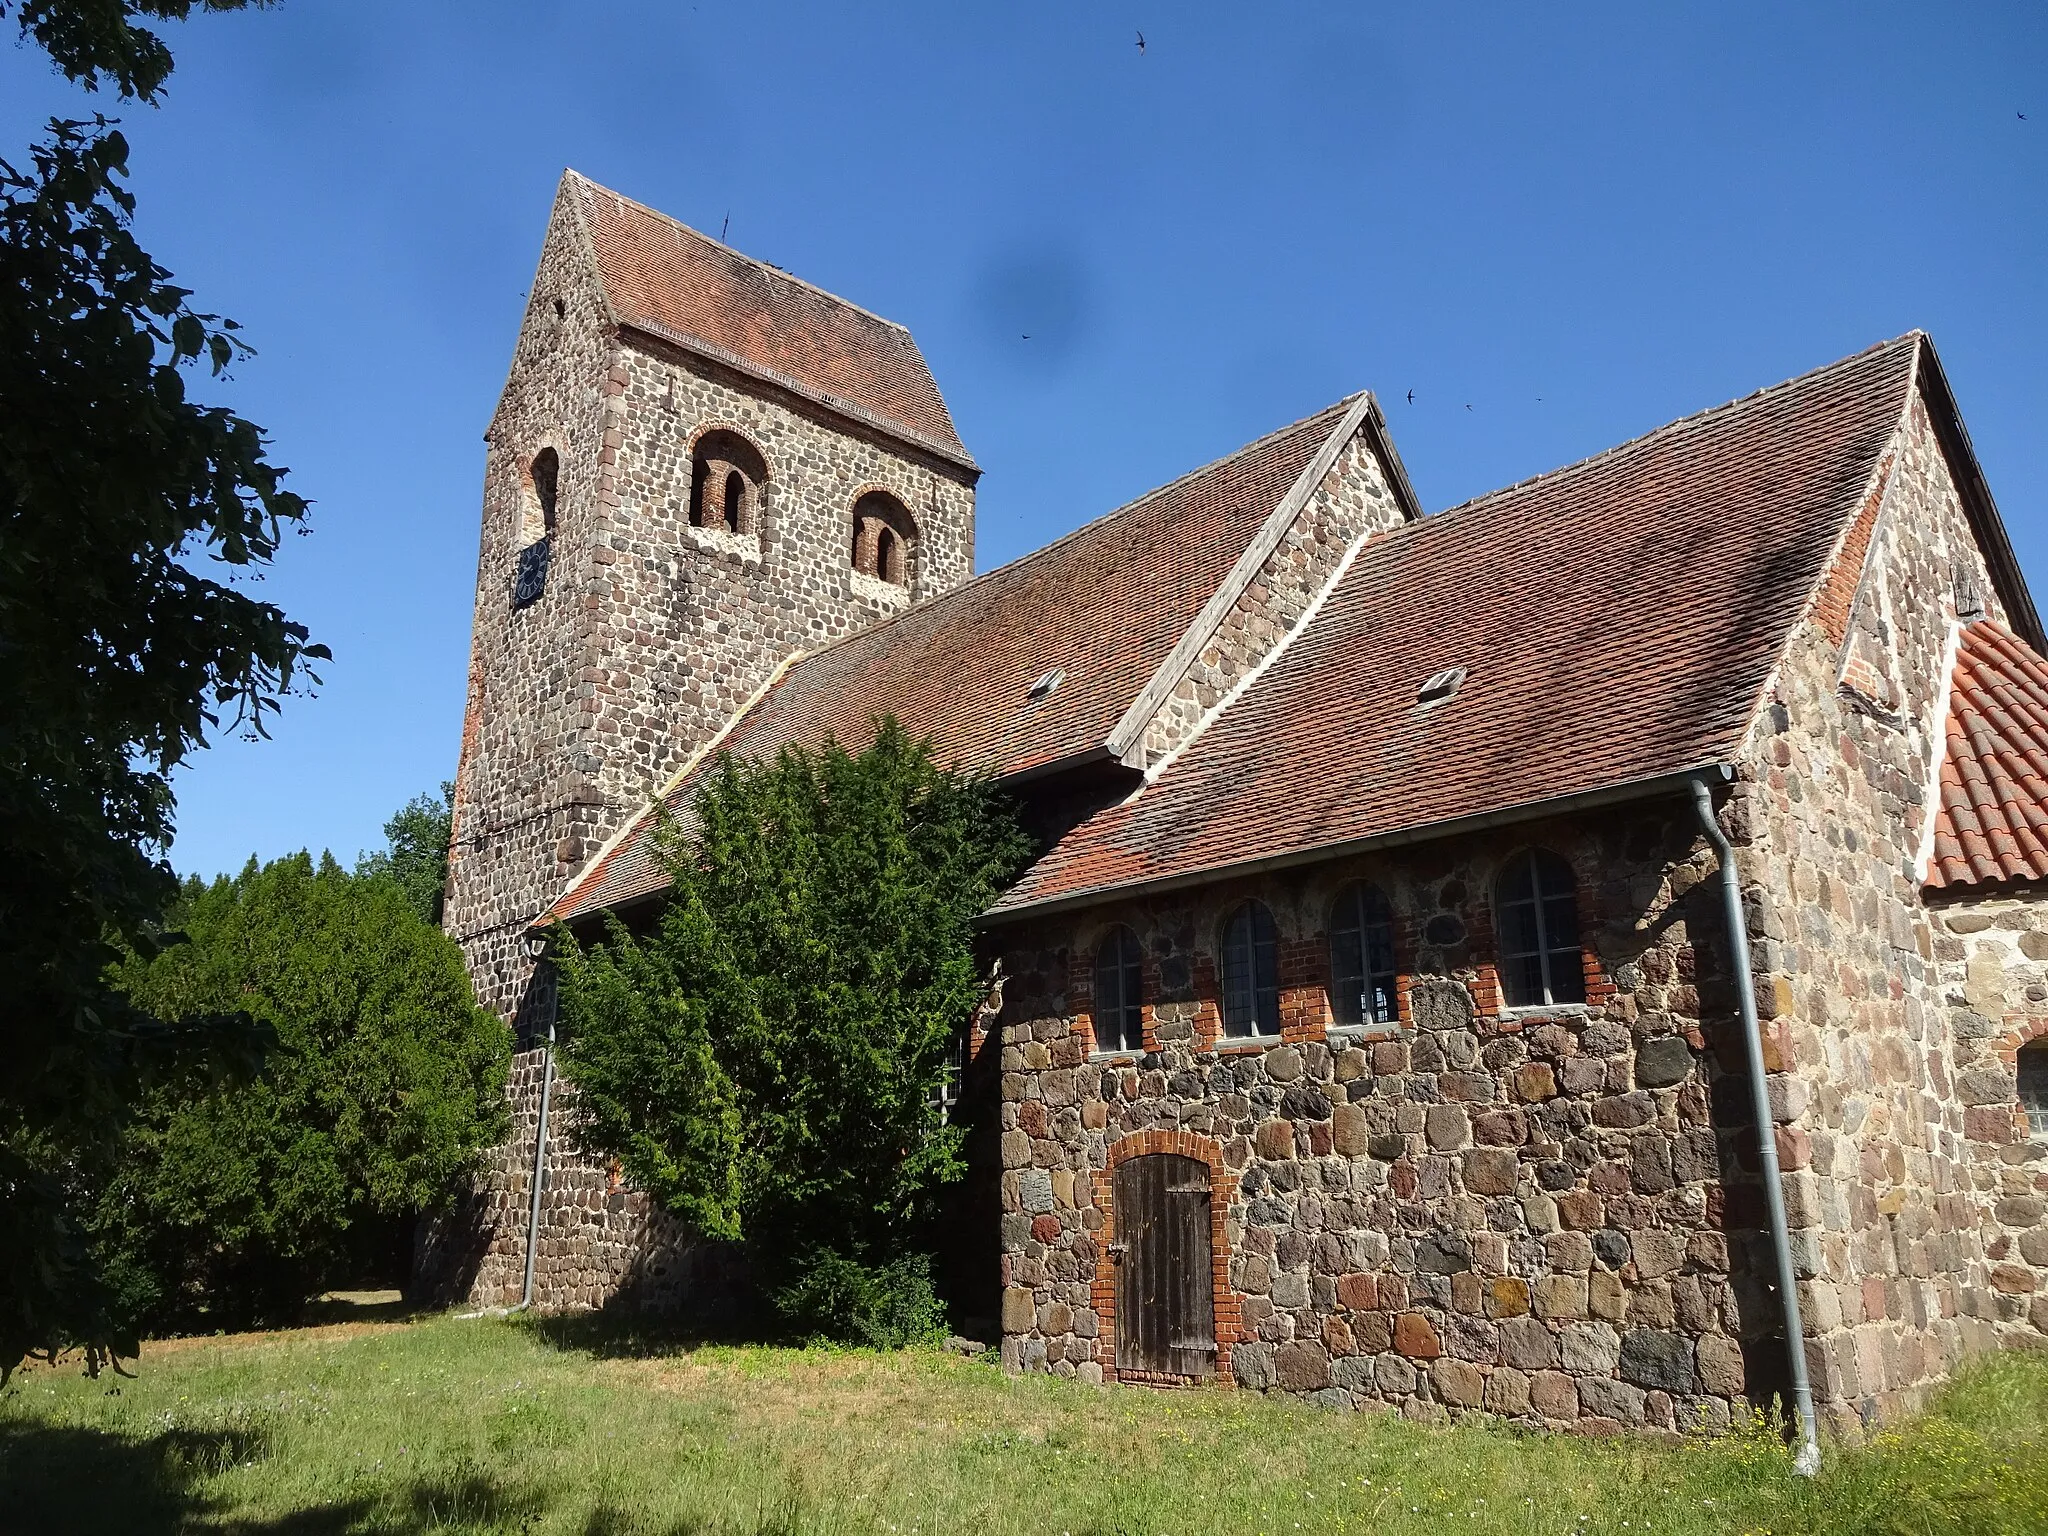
[1113,1153,1216,1377]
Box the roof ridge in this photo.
[562,168,916,337]
[734,392,1367,675]
[1434,332,1922,525]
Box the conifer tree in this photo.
[100,854,508,1333]
[556,722,1031,1345]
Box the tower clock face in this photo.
[512,537,550,609]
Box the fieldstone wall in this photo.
[1733,383,2048,1430]
[430,179,975,1312]
[1928,894,2048,1334]
[989,806,1789,1433]
[416,1047,740,1316]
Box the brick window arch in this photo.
[1219,900,1280,1039]
[1495,848,1584,1007]
[690,429,768,536]
[851,489,917,588]
[1093,925,1145,1055]
[1328,881,1397,1027]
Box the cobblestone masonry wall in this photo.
[1732,383,2048,1431]
[1929,894,2048,1336]
[990,808,1796,1433]
[428,181,975,1311]
[415,1048,742,1314]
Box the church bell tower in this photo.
[442,170,979,1037]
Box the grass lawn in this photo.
[3,1314,2045,1536]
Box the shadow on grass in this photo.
[300,1290,425,1329]
[0,1418,546,1536]
[516,1306,739,1363]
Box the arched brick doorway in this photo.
[1094,1130,1239,1385]
[1113,1152,1217,1377]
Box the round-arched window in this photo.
[1220,900,1280,1039]
[1093,925,1145,1055]
[523,447,559,545]
[1495,849,1583,1007]
[850,490,917,588]
[690,429,767,536]
[1329,882,1397,1027]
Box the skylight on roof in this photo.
[1417,667,1467,706]
[1028,668,1065,703]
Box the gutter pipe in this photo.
[1690,774,1821,1476]
[514,1015,557,1314]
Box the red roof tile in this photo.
[570,173,971,466]
[1927,621,2048,890]
[994,335,1924,916]
[553,398,1363,923]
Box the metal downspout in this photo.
[1690,775,1822,1476]
[515,1019,557,1313]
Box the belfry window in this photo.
[1329,881,1398,1027]
[850,490,917,589]
[1093,926,1145,1055]
[689,429,767,536]
[1220,900,1280,1039]
[1495,849,1584,1008]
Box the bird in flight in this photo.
[1406,389,1414,404]
[1465,403,1473,411]
[1136,30,1146,54]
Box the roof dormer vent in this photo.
[1028,668,1065,703]
[1417,667,1467,707]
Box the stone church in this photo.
[427,170,2048,1441]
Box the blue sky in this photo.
[5,2,2044,879]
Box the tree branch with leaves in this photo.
[1,0,315,1380]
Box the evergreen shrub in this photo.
[556,721,1032,1345]
[101,853,509,1333]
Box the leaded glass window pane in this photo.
[1495,849,1582,1007]
[1221,901,1280,1038]
[2021,1043,2048,1141]
[1093,926,1145,1055]
[1329,882,1397,1026]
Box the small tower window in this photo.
[1093,925,1145,1055]
[522,447,559,545]
[1329,881,1398,1027]
[1220,900,1280,1039]
[1495,849,1584,1008]
[689,429,767,536]
[514,448,558,608]
[850,490,917,589]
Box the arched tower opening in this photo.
[689,428,768,536]
[850,489,918,590]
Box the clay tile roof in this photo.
[551,397,1362,924]
[569,173,971,467]
[1927,621,2048,890]
[994,335,1924,916]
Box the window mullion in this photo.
[1526,853,1554,1006]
